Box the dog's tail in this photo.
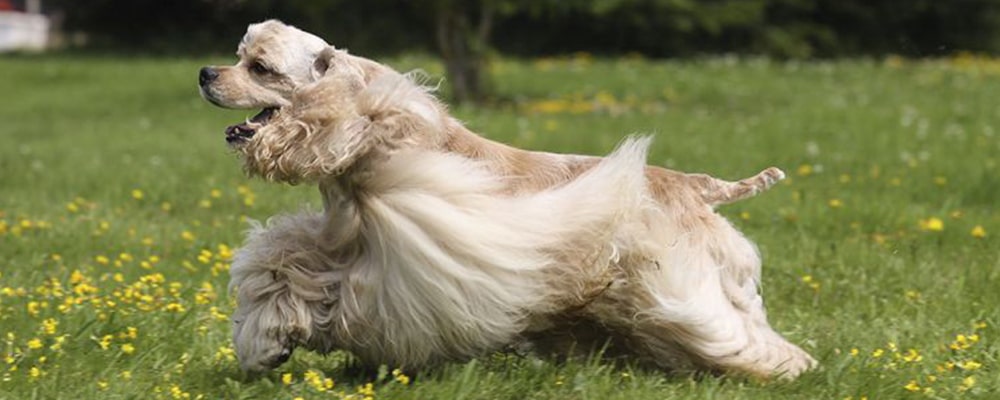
[696,167,786,207]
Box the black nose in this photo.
[199,67,218,87]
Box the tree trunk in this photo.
[435,3,493,105]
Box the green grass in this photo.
[1,53,998,399]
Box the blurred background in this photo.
[4,0,1000,102]
[2,2,999,398]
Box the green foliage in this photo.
[1,54,999,398]
[45,0,1000,57]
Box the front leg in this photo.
[228,210,332,293]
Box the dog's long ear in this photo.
[311,46,339,81]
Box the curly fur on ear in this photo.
[239,65,447,183]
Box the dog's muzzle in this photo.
[225,107,278,146]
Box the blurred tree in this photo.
[410,0,562,104]
[422,0,495,104]
[45,0,1000,82]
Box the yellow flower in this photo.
[132,189,144,200]
[210,189,222,199]
[197,250,213,264]
[950,334,974,350]
[170,385,189,399]
[164,303,186,313]
[919,217,944,232]
[392,368,410,385]
[902,349,922,363]
[121,343,135,355]
[903,380,920,392]
[849,348,859,357]
[181,231,195,241]
[960,376,976,391]
[120,370,132,380]
[95,255,110,265]
[97,380,109,390]
[26,301,41,317]
[96,334,113,350]
[27,338,43,350]
[29,366,41,379]
[66,202,79,213]
[214,346,236,362]
[217,244,233,260]
[959,360,982,370]
[872,348,884,358]
[970,225,986,238]
[796,164,813,176]
[828,199,843,208]
[800,275,820,291]
[41,318,58,335]
[281,373,293,385]
[356,382,375,396]
[304,370,326,391]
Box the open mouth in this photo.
[225,107,278,145]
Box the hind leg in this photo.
[599,280,815,380]
[589,219,815,379]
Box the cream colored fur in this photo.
[211,20,817,380]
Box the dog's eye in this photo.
[250,61,272,75]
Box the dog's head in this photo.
[227,48,447,183]
[199,20,326,110]
[200,20,395,149]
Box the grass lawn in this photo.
[0,53,997,399]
